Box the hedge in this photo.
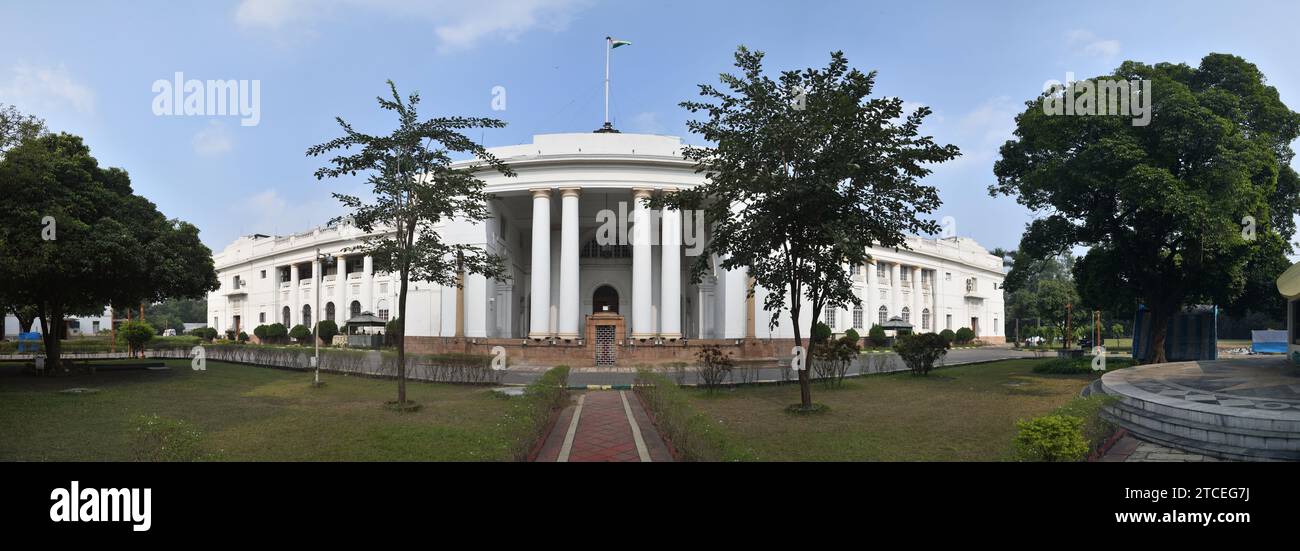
[634,369,749,461]
[499,366,570,461]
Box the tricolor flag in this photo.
[609,38,631,49]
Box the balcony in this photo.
[279,281,291,289]
[323,274,336,282]
[348,273,362,280]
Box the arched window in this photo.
[302,304,311,327]
[878,306,888,325]
[349,300,361,319]
[325,302,335,323]
[922,308,931,331]
[852,305,864,329]
[592,285,619,313]
[282,306,290,326]
[376,300,389,321]
[901,307,911,324]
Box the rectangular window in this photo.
[946,314,952,330]
[824,308,836,330]
[259,312,266,323]
[260,270,267,279]
[945,272,952,281]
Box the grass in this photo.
[684,358,1097,461]
[0,359,520,461]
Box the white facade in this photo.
[2,306,113,338]
[207,133,1004,341]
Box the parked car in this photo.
[1078,335,1092,349]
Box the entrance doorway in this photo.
[593,285,619,314]
[971,317,979,335]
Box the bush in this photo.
[129,414,209,461]
[204,327,218,341]
[939,329,955,345]
[385,317,402,346]
[954,327,975,344]
[316,320,339,344]
[811,321,832,344]
[265,323,287,344]
[253,324,269,341]
[224,329,236,341]
[892,332,950,376]
[843,328,860,345]
[812,335,858,388]
[118,321,155,357]
[289,324,311,344]
[237,331,249,343]
[868,324,888,347]
[1014,415,1089,462]
[188,327,209,341]
[634,370,747,461]
[1054,394,1119,456]
[500,366,570,461]
[695,345,734,393]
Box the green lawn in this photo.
[686,358,1094,461]
[0,359,517,461]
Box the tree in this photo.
[868,324,888,347]
[0,133,218,368]
[992,54,1300,363]
[316,320,339,344]
[0,103,46,158]
[1033,279,1081,348]
[307,81,514,406]
[118,321,154,358]
[652,47,958,411]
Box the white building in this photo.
[2,306,113,338]
[208,133,1004,362]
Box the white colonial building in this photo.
[207,133,1004,354]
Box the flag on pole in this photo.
[610,38,632,49]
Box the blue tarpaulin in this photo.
[1251,330,1287,354]
[1131,305,1218,361]
[16,331,40,353]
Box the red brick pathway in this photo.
[534,391,673,462]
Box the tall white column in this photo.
[529,188,552,339]
[911,265,921,329]
[290,264,300,326]
[557,187,581,340]
[631,188,655,340]
[865,259,877,327]
[660,193,682,340]
[889,262,901,320]
[362,255,373,315]
[930,269,939,332]
[311,259,321,328]
[334,255,347,323]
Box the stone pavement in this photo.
[1099,434,1225,462]
[534,391,674,462]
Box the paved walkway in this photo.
[534,391,674,462]
[1099,434,1226,462]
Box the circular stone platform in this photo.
[1099,357,1300,461]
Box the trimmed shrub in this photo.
[868,324,888,347]
[237,331,249,343]
[500,366,570,460]
[289,324,311,344]
[265,323,287,344]
[892,332,950,376]
[811,321,832,344]
[954,327,975,344]
[843,328,860,345]
[1033,356,1135,374]
[1014,415,1089,462]
[939,328,956,345]
[253,324,269,341]
[316,320,339,344]
[130,414,209,462]
[634,370,747,461]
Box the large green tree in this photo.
[0,133,218,366]
[307,80,513,406]
[653,47,958,410]
[992,54,1300,363]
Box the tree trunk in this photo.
[1146,304,1174,364]
[40,302,62,374]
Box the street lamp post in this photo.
[313,248,334,388]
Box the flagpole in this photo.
[604,36,611,126]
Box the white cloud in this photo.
[192,120,234,156]
[627,111,664,134]
[233,0,590,53]
[0,62,95,115]
[1065,29,1121,60]
[239,188,344,238]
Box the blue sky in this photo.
[2,0,1298,253]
